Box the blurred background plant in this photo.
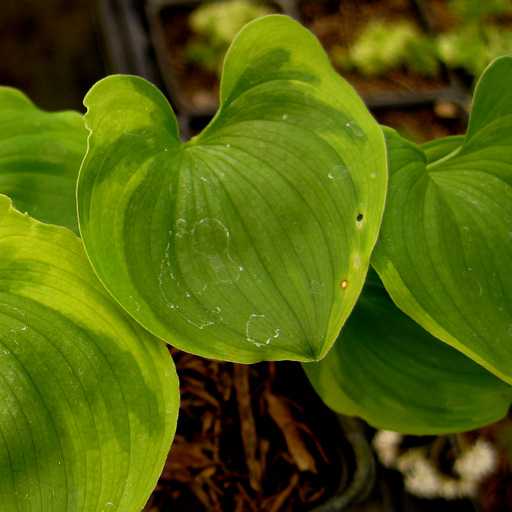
[185,0,273,75]
[437,0,512,78]
[332,0,512,81]
[332,20,439,76]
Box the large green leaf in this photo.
[77,15,387,363]
[0,87,87,233]
[372,57,512,383]
[0,195,178,512]
[303,269,512,435]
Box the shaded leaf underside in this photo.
[303,269,512,435]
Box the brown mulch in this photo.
[144,349,348,512]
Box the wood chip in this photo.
[266,472,300,512]
[234,364,262,492]
[161,435,216,481]
[264,389,318,474]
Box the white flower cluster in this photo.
[372,431,498,500]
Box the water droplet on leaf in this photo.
[328,164,349,180]
[346,121,365,138]
[246,314,280,347]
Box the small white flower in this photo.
[403,457,442,499]
[441,478,463,500]
[372,432,498,501]
[372,430,403,467]
[454,439,497,481]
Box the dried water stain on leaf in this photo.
[145,348,345,511]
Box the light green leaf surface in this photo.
[0,87,87,233]
[372,57,512,383]
[0,195,178,512]
[77,15,387,363]
[303,269,512,435]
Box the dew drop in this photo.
[341,280,348,289]
[282,114,289,121]
[328,164,348,180]
[356,213,364,228]
[191,218,242,284]
[175,218,187,232]
[346,121,365,138]
[192,218,230,257]
[246,314,280,347]
[354,254,360,268]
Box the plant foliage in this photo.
[1,13,512,511]
[306,56,512,433]
[0,87,87,233]
[77,15,387,363]
[0,195,178,511]
[335,1,512,80]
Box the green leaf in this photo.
[372,57,512,383]
[0,87,88,234]
[303,269,512,435]
[420,134,464,164]
[0,195,178,511]
[77,15,387,363]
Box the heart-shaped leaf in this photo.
[77,15,387,363]
[372,57,512,383]
[0,87,87,233]
[0,195,179,511]
[303,269,512,435]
